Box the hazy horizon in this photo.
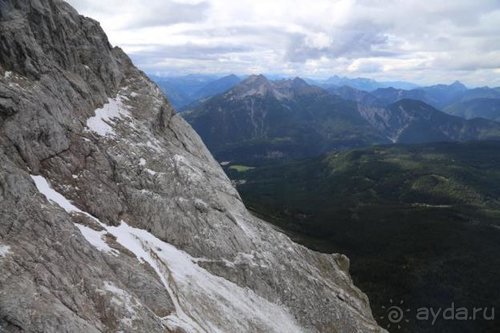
[67,0,500,88]
[146,72,495,90]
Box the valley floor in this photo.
[223,141,500,333]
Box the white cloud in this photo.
[66,0,500,86]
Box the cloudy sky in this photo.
[66,0,500,86]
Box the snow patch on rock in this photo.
[0,244,11,258]
[30,175,304,333]
[107,221,303,333]
[75,224,116,254]
[31,175,82,214]
[105,221,204,332]
[86,96,130,136]
[31,175,117,255]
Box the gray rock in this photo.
[0,0,385,332]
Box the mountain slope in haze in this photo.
[419,81,469,108]
[358,99,500,143]
[183,75,389,164]
[230,141,500,333]
[445,98,500,122]
[371,81,469,109]
[369,82,500,122]
[191,74,241,102]
[319,75,419,91]
[328,85,381,106]
[153,74,241,109]
[0,1,383,332]
[150,74,218,108]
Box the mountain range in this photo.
[183,75,389,164]
[315,75,420,91]
[176,73,500,333]
[358,99,500,143]
[370,82,496,107]
[155,73,500,126]
[343,81,500,122]
[152,74,420,108]
[183,75,500,164]
[4,1,500,333]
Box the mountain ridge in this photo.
[319,75,419,91]
[184,75,500,164]
[357,98,500,143]
[183,74,388,163]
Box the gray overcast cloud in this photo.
[66,0,500,86]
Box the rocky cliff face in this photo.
[0,1,383,332]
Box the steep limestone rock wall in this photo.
[0,1,384,332]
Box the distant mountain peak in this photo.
[450,80,467,90]
[227,75,324,101]
[273,77,309,88]
[228,74,274,99]
[244,74,269,85]
[291,77,309,87]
